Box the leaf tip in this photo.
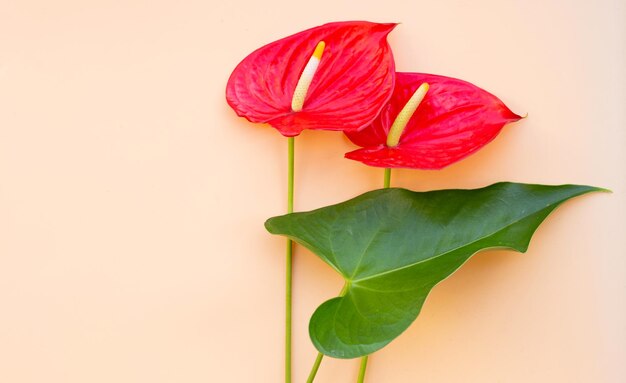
[575,185,612,195]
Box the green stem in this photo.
[384,168,391,189]
[306,352,324,383]
[288,137,294,214]
[357,356,369,383]
[355,169,391,383]
[309,167,393,383]
[306,283,350,383]
[285,137,295,383]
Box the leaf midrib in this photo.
[350,203,555,284]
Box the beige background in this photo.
[1,0,625,382]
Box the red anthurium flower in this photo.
[345,72,522,169]
[226,21,397,137]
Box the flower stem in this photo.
[357,356,369,383]
[384,168,391,188]
[286,137,295,383]
[288,137,294,214]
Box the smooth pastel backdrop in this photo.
[1,0,624,382]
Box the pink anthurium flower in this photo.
[226,21,397,137]
[345,72,522,169]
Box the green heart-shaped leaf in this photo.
[265,183,604,358]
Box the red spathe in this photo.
[345,72,522,169]
[226,21,397,137]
